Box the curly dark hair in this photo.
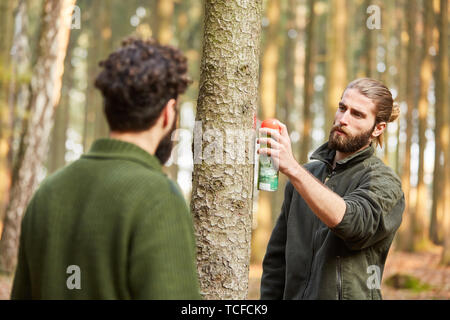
[95,37,190,132]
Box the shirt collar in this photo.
[310,141,375,169]
[82,138,163,172]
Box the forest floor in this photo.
[0,247,449,300]
[248,246,450,299]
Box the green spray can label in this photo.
[258,119,281,192]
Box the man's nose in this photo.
[339,110,350,126]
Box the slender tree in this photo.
[326,0,347,134]
[155,0,174,45]
[252,0,281,266]
[0,0,30,226]
[413,0,433,250]
[396,0,417,252]
[437,0,450,265]
[300,0,315,165]
[430,0,446,246]
[0,0,76,273]
[191,0,262,299]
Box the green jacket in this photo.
[11,138,200,300]
[261,142,404,300]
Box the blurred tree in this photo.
[394,0,406,176]
[191,0,262,299]
[155,0,174,45]
[48,33,78,174]
[430,0,446,246]
[156,0,178,181]
[326,0,347,134]
[300,0,315,165]
[252,0,281,267]
[0,0,30,227]
[413,0,433,251]
[82,0,112,151]
[0,0,76,274]
[396,0,418,252]
[93,0,112,142]
[437,0,449,265]
[360,0,375,77]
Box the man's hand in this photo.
[257,120,300,178]
[258,120,346,228]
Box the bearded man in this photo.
[11,38,200,300]
[259,78,404,300]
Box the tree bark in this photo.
[0,0,76,274]
[191,0,262,299]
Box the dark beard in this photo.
[328,123,374,154]
[155,113,177,164]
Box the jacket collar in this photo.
[310,141,375,169]
[82,138,163,172]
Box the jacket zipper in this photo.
[336,256,343,300]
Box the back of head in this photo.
[345,78,400,148]
[95,37,190,132]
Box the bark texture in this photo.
[191,0,262,299]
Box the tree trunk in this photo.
[156,0,178,184]
[93,0,111,142]
[300,0,315,165]
[191,0,262,299]
[413,0,433,251]
[0,0,30,231]
[252,0,280,268]
[48,35,75,174]
[430,0,445,245]
[396,0,417,252]
[326,0,347,135]
[0,0,76,274]
[360,0,375,77]
[437,0,450,265]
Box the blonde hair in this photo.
[345,78,400,148]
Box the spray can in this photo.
[257,119,282,192]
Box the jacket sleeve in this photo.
[331,167,405,251]
[260,182,293,299]
[128,183,200,300]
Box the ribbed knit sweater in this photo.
[11,138,200,299]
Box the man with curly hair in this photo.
[11,38,200,299]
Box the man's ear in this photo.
[372,121,386,138]
[162,98,177,128]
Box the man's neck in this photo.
[332,142,371,169]
[109,130,161,156]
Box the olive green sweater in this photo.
[11,138,200,300]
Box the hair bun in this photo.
[389,102,400,122]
